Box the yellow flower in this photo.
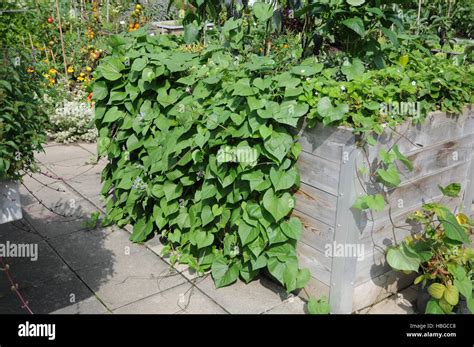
[48,68,58,75]
[77,76,84,81]
[456,213,469,225]
[86,66,92,72]
[27,67,34,73]
[67,66,74,73]
[80,72,85,77]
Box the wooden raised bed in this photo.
[150,20,214,36]
[293,106,474,313]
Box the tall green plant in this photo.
[0,50,48,180]
[93,28,312,292]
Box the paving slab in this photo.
[0,270,107,314]
[113,282,227,314]
[194,276,289,314]
[0,228,70,296]
[22,205,93,239]
[47,227,118,271]
[358,286,417,314]
[264,295,307,314]
[64,171,106,209]
[75,230,188,309]
[35,144,92,165]
[145,235,203,281]
[20,175,85,210]
[42,156,101,181]
[78,142,98,156]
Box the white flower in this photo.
[149,33,155,37]
[411,81,416,86]
[300,69,305,74]
[119,20,125,25]
[340,85,346,91]
[306,77,310,81]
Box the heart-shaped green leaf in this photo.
[262,189,294,222]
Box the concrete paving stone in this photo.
[0,234,70,296]
[78,142,98,156]
[195,275,287,314]
[20,175,83,210]
[22,204,94,239]
[75,230,188,309]
[145,235,205,281]
[47,227,120,271]
[42,156,102,181]
[20,179,94,216]
[0,225,50,297]
[264,295,306,314]
[113,282,227,314]
[0,269,106,314]
[0,220,38,242]
[35,144,92,165]
[65,171,105,206]
[77,262,187,311]
[51,295,109,314]
[360,286,417,314]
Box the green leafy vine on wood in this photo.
[93,5,473,312]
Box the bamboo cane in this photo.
[55,0,68,76]
[50,48,57,66]
[416,0,422,34]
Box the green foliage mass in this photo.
[93,30,310,291]
[0,51,48,180]
[93,7,474,296]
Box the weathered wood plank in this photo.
[296,241,332,286]
[292,209,335,253]
[355,160,471,234]
[373,109,474,155]
[354,197,462,285]
[358,195,461,245]
[374,134,473,183]
[294,182,338,227]
[297,151,340,196]
[295,119,354,164]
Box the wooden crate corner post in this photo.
[328,141,362,313]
